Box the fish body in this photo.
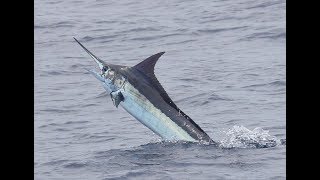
[74,38,214,144]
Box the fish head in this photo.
[86,63,125,94]
[73,37,125,93]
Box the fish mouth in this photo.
[85,68,105,82]
[74,37,110,82]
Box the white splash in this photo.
[219,125,280,148]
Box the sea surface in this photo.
[34,0,286,179]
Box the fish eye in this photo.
[102,66,108,72]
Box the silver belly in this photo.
[118,82,197,142]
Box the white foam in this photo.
[219,125,280,148]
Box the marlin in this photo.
[74,37,214,144]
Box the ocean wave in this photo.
[93,92,108,99]
[63,162,88,169]
[40,108,78,113]
[243,32,286,41]
[119,27,161,34]
[39,120,89,129]
[200,16,250,24]
[242,80,286,89]
[42,159,69,166]
[81,34,119,42]
[197,26,248,34]
[39,70,75,77]
[92,131,284,161]
[129,33,184,41]
[35,21,75,29]
[176,92,232,105]
[246,0,285,10]
[163,39,196,46]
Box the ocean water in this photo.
[34,0,286,179]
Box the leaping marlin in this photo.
[74,37,214,144]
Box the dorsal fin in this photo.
[133,52,176,107]
[134,52,165,77]
[133,52,201,132]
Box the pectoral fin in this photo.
[110,91,124,108]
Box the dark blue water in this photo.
[35,0,286,179]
